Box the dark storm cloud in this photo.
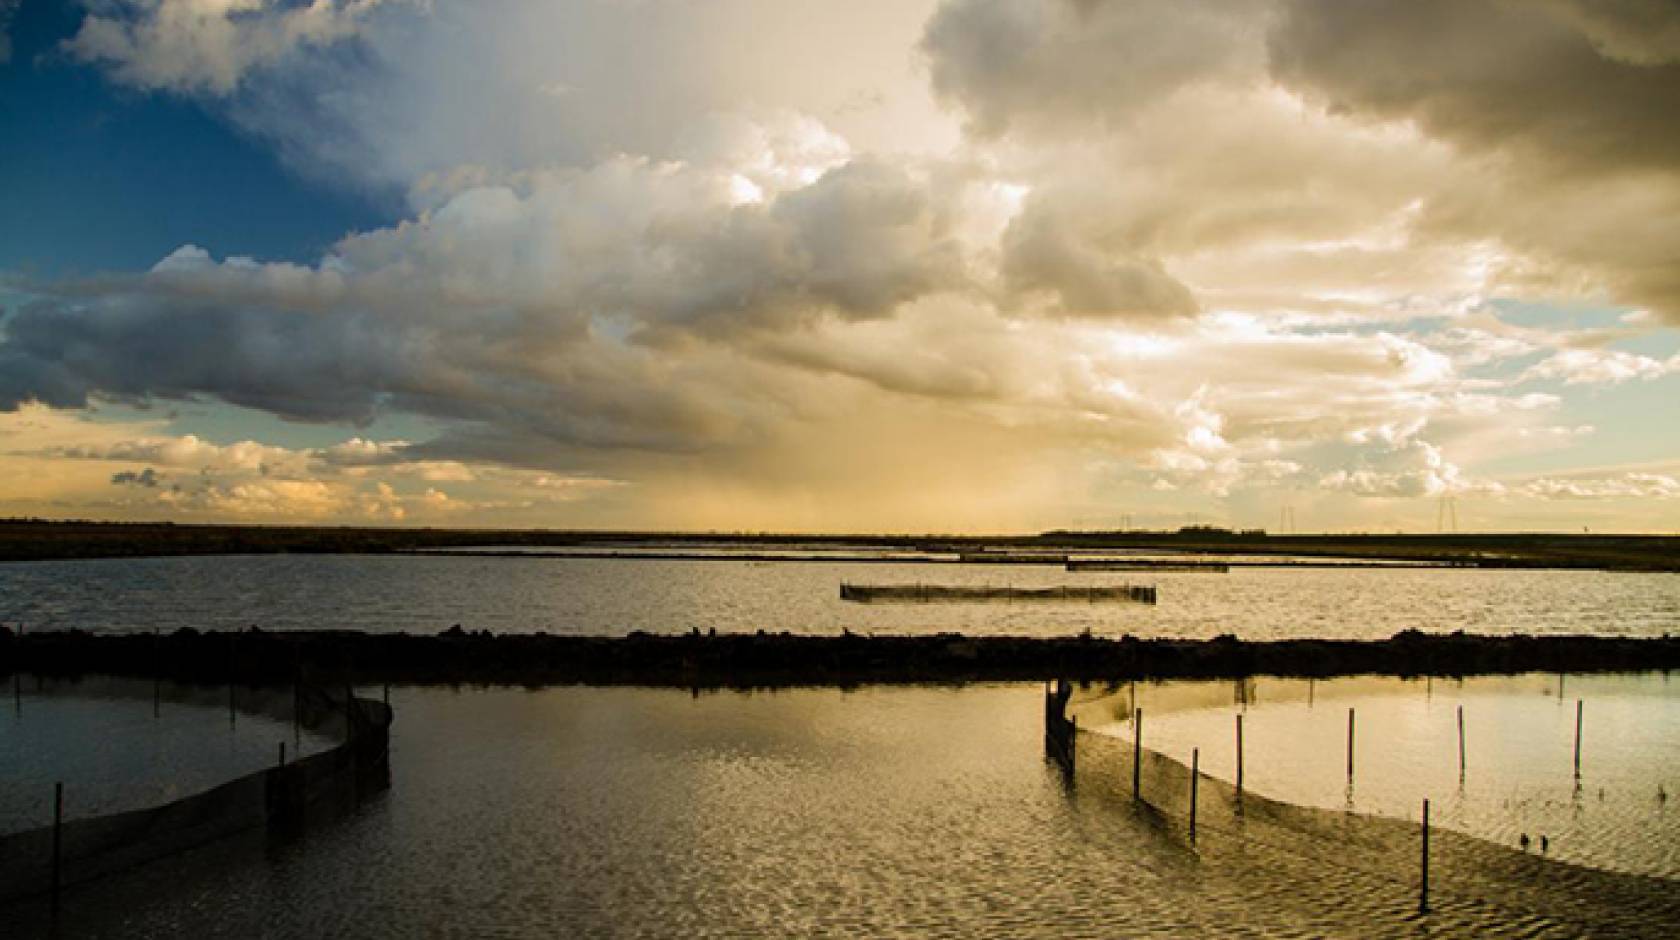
[920,0,1263,136]
[1268,0,1680,177]
[111,467,159,487]
[1000,201,1199,319]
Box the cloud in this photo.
[0,149,978,455]
[1319,441,1501,499]
[1268,0,1680,177]
[1521,348,1680,385]
[111,467,160,487]
[67,1,956,196]
[0,0,17,64]
[14,0,1680,531]
[64,0,398,95]
[1520,472,1680,500]
[1000,201,1199,319]
[921,0,1266,137]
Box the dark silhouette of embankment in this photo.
[4,627,1676,688]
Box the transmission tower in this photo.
[1279,505,1296,535]
[1436,495,1459,533]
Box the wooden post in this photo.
[1347,707,1356,780]
[1419,798,1430,914]
[1133,708,1143,800]
[383,683,390,705]
[1457,705,1466,779]
[1236,713,1244,793]
[1190,748,1200,842]
[51,781,63,915]
[279,742,287,767]
[1574,699,1583,777]
[12,671,19,716]
[293,667,301,749]
[152,629,161,718]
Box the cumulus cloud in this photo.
[922,0,1266,136]
[65,0,397,94]
[1000,201,1198,319]
[0,149,979,456]
[1269,0,1680,176]
[1319,441,1501,499]
[1522,348,1680,385]
[1521,472,1680,500]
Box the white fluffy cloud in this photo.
[65,0,397,94]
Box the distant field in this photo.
[2,519,1678,571]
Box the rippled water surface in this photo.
[1075,673,1680,879]
[0,677,336,833]
[2,554,1677,638]
[7,684,1677,938]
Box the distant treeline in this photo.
[1,518,1678,571]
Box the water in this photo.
[1074,673,1680,879]
[0,677,336,833]
[1,554,1677,638]
[6,684,1676,938]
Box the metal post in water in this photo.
[1457,705,1466,780]
[1133,708,1144,800]
[1236,713,1244,793]
[1420,798,1430,914]
[1574,699,1583,778]
[1189,748,1199,842]
[51,781,63,915]
[12,671,19,716]
[1347,707,1356,780]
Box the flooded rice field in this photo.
[0,677,337,834]
[1073,672,1680,879]
[1,553,1677,639]
[5,683,1676,938]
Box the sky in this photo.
[1,0,1678,534]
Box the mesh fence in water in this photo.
[0,682,392,904]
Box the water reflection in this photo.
[4,683,1677,937]
[1,553,1677,638]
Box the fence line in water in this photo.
[0,680,393,909]
[840,583,1158,604]
[1037,683,1625,923]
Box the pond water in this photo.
[1,553,1677,639]
[1073,672,1680,879]
[5,683,1677,938]
[0,677,338,834]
